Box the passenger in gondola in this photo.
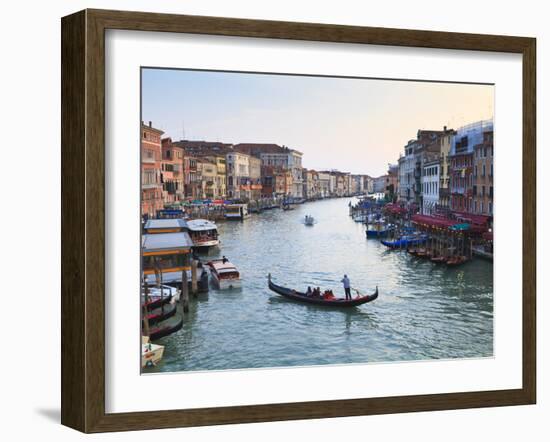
[306,286,313,297]
[222,255,228,264]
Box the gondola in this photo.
[143,302,177,326]
[381,234,427,249]
[148,314,184,341]
[267,274,378,307]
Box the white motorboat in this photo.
[304,215,315,226]
[207,258,242,290]
[186,218,220,249]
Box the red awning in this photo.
[412,214,489,233]
[411,214,457,229]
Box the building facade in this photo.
[141,122,164,218]
[472,130,494,216]
[437,130,455,212]
[161,138,185,205]
[449,120,493,213]
[422,157,440,214]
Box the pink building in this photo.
[141,121,164,218]
[161,138,185,204]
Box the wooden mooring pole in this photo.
[181,267,189,313]
[191,259,198,296]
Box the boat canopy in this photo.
[186,219,217,231]
[144,219,186,231]
[412,214,488,233]
[142,232,194,253]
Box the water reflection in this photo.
[147,197,493,373]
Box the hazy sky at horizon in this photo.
[142,68,494,177]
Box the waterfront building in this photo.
[173,140,233,157]
[332,172,347,197]
[398,139,416,204]
[248,155,263,201]
[421,156,440,214]
[303,169,321,200]
[225,151,261,200]
[317,172,331,198]
[329,174,337,196]
[234,143,303,198]
[203,155,227,199]
[449,120,493,213]
[386,164,399,201]
[363,175,374,194]
[197,158,218,199]
[413,129,449,209]
[373,175,387,194]
[472,130,494,216]
[184,156,201,200]
[261,165,291,197]
[437,129,455,212]
[141,121,164,218]
[161,138,185,205]
[226,151,251,200]
[350,175,363,195]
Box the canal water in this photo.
[146,197,493,373]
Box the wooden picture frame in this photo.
[61,8,536,433]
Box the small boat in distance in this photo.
[304,215,315,226]
[267,274,378,307]
[207,258,242,290]
[186,219,219,250]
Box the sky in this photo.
[142,68,494,177]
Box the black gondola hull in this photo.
[268,279,378,307]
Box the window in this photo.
[480,201,484,213]
[489,202,493,214]
[482,164,486,177]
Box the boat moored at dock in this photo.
[224,204,250,220]
[381,234,428,249]
[207,258,242,290]
[186,219,220,250]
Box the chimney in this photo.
[444,125,447,131]
[148,121,152,128]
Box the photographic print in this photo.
[140,68,494,373]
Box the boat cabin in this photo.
[186,219,219,248]
[142,232,193,284]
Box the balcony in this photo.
[142,156,157,164]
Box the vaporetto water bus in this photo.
[186,219,220,250]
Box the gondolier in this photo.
[341,274,352,300]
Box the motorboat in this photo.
[207,258,242,290]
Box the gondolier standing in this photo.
[341,274,352,300]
